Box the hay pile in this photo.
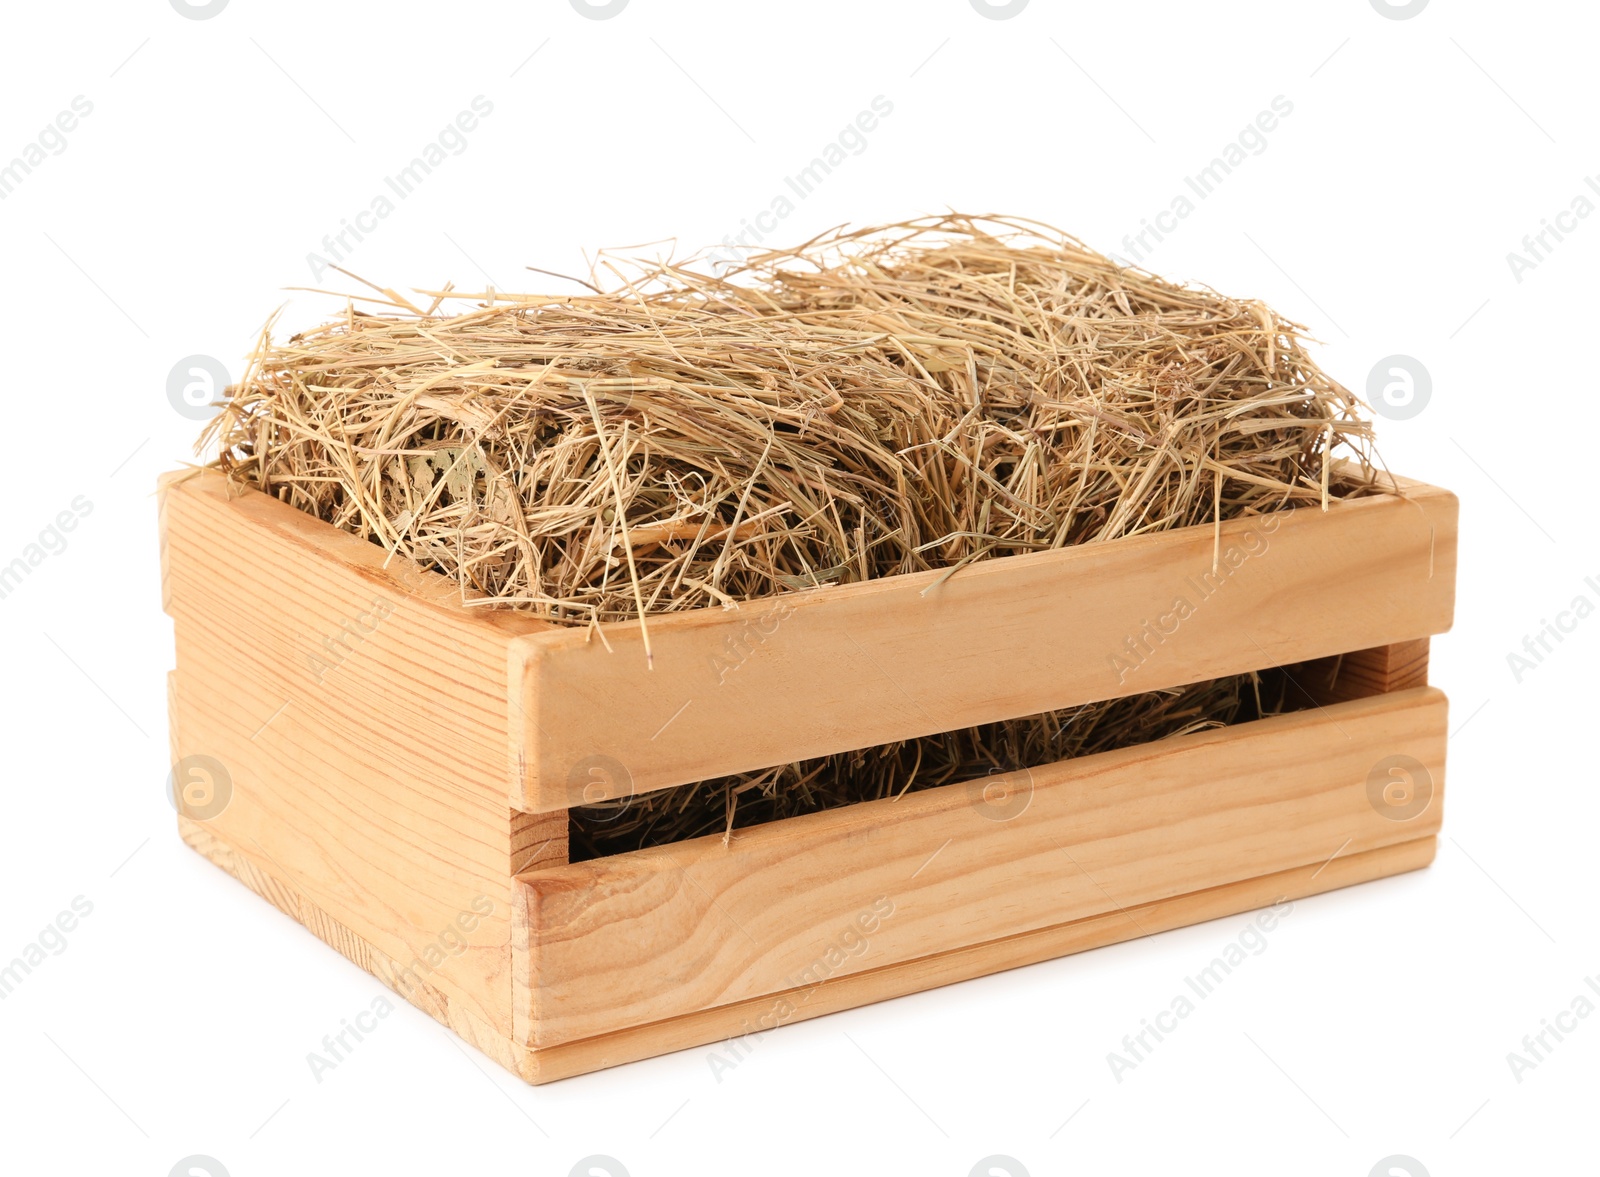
[202,215,1377,855]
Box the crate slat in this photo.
[519,686,1447,1049]
[515,837,1436,1083]
[511,478,1458,811]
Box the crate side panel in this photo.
[517,482,1458,810]
[521,687,1447,1047]
[162,472,558,1039]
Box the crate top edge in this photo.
[510,465,1458,654]
[159,464,1457,653]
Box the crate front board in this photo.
[159,469,1455,1083]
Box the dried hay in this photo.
[200,215,1378,854]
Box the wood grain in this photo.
[520,687,1447,1048]
[511,479,1458,811]
[161,471,565,1039]
[518,836,1438,1083]
[1285,638,1431,707]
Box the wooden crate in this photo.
[159,468,1456,1082]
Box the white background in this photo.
[0,1,1594,1174]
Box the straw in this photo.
[200,214,1378,853]
[204,215,1377,634]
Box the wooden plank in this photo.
[160,470,564,1040]
[511,479,1458,811]
[518,836,1437,1083]
[520,686,1447,1048]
